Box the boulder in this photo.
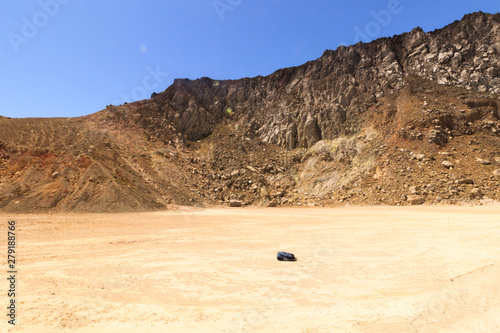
[408,195,424,205]
[246,166,257,173]
[470,188,483,199]
[442,160,454,169]
[229,200,242,207]
[428,127,448,145]
[476,158,491,165]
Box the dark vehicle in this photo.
[277,251,297,261]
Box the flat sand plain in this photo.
[1,206,500,332]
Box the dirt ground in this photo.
[1,206,500,332]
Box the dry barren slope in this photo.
[0,116,166,212]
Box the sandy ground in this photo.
[1,206,500,332]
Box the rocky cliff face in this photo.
[1,12,499,212]
[139,12,499,149]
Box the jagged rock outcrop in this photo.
[138,12,499,149]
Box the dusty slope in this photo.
[0,116,168,212]
[0,12,499,212]
[1,76,498,212]
[2,206,500,332]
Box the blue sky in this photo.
[1,0,498,118]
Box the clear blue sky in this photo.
[1,0,498,118]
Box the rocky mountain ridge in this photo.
[0,11,499,212]
[140,12,499,148]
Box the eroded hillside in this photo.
[0,12,499,212]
